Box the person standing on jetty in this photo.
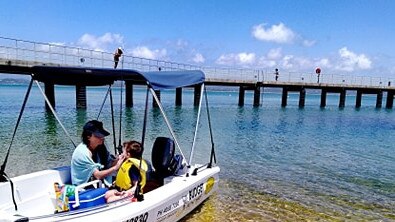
[275,68,279,81]
[113,47,123,69]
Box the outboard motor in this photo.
[151,137,184,178]
[152,137,175,178]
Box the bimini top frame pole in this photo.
[189,83,205,166]
[148,86,187,163]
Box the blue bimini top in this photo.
[31,66,205,90]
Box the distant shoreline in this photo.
[0,78,30,85]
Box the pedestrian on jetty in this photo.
[275,68,279,81]
[114,47,123,69]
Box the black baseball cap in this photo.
[83,120,110,138]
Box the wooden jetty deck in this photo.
[0,36,394,109]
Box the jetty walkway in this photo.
[0,36,394,109]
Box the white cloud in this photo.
[336,47,372,72]
[216,52,256,66]
[256,48,282,68]
[276,55,317,71]
[131,46,167,60]
[302,39,316,47]
[192,53,205,63]
[252,23,295,44]
[281,55,295,69]
[36,42,66,52]
[267,48,282,60]
[238,53,256,64]
[78,32,123,51]
[176,39,189,50]
[257,57,277,68]
[78,33,123,51]
[316,58,331,68]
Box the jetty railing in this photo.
[0,36,393,88]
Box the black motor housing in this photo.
[151,137,175,177]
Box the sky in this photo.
[1,0,395,78]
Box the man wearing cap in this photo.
[71,120,125,186]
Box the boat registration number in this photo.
[124,212,148,222]
[189,183,203,201]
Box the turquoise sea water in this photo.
[1,84,394,221]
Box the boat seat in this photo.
[52,165,72,184]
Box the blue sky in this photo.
[1,0,395,77]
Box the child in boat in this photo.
[105,140,149,203]
[71,120,125,186]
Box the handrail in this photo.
[0,36,394,88]
[72,180,103,209]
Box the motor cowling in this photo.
[151,137,183,178]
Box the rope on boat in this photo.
[1,173,18,211]
[109,87,118,154]
[141,86,150,150]
[204,85,217,167]
[134,86,151,201]
[35,80,76,148]
[0,78,33,179]
[97,84,118,154]
[97,85,111,119]
[97,84,121,155]
[117,80,123,154]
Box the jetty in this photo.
[0,36,394,109]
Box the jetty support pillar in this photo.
[253,86,260,107]
[339,89,346,108]
[320,89,327,108]
[175,87,182,106]
[76,85,86,109]
[125,81,133,107]
[386,91,394,109]
[194,84,202,106]
[238,86,245,106]
[281,87,288,107]
[45,83,56,111]
[299,88,306,107]
[376,90,383,108]
[153,90,161,107]
[356,90,362,108]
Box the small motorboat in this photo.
[0,66,220,222]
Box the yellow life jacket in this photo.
[115,158,148,193]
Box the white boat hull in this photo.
[0,165,220,222]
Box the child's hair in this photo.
[123,140,142,158]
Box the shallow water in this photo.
[1,84,394,221]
